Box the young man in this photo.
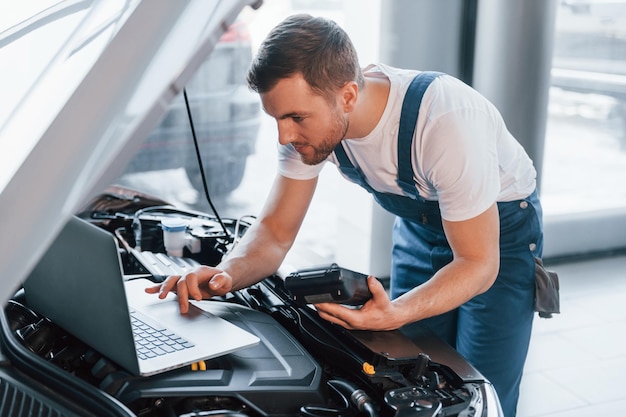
[148,14,543,417]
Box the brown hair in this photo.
[247,14,364,101]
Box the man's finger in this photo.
[175,277,191,314]
[367,275,385,295]
[182,271,203,301]
[144,285,160,294]
[316,309,354,330]
[157,275,181,299]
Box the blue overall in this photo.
[333,72,543,417]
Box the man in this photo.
[147,14,543,417]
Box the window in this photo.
[543,1,626,214]
[540,0,626,257]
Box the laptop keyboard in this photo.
[130,310,195,360]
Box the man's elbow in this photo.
[477,257,500,295]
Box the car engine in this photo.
[1,187,502,417]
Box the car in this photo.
[0,1,502,416]
[120,19,261,199]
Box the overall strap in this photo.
[333,138,376,194]
[396,71,443,198]
[333,71,444,198]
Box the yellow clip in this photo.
[191,361,206,371]
[362,362,375,375]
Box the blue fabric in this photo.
[396,71,443,198]
[391,191,542,417]
[332,72,543,417]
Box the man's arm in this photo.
[147,174,317,312]
[219,174,318,290]
[391,202,500,323]
[314,203,500,330]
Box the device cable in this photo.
[183,88,230,238]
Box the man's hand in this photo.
[314,276,406,331]
[144,265,233,314]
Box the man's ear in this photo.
[340,81,359,113]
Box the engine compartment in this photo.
[2,188,501,417]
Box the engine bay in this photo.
[2,188,501,417]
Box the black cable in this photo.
[299,378,378,417]
[329,379,377,417]
[299,379,351,417]
[286,305,369,369]
[183,88,231,238]
[281,306,380,417]
[130,205,176,250]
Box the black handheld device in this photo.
[284,263,372,306]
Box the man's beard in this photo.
[299,109,349,166]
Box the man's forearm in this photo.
[218,222,293,291]
[391,256,499,326]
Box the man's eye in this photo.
[292,116,304,123]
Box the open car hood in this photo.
[0,0,261,305]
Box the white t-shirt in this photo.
[277,64,537,222]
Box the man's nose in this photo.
[277,121,297,146]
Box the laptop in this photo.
[23,216,259,377]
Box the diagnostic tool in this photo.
[284,263,372,306]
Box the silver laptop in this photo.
[23,216,259,376]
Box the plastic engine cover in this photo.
[111,302,325,416]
